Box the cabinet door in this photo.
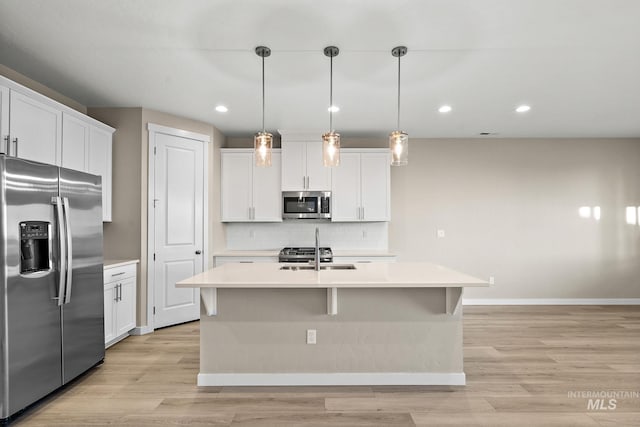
[116,277,136,336]
[305,141,331,191]
[103,283,116,344]
[221,151,253,221]
[9,91,61,165]
[61,113,89,171]
[331,152,361,221]
[281,141,306,191]
[0,85,9,155]
[252,151,282,222]
[360,153,390,221]
[88,126,113,222]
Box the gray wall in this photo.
[389,138,640,299]
[223,135,640,299]
[88,107,226,325]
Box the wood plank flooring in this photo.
[13,306,640,426]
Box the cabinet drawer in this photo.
[104,263,136,284]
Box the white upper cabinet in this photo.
[331,149,390,222]
[360,152,390,221]
[88,126,113,222]
[9,90,62,165]
[221,149,282,222]
[1,76,114,222]
[281,140,331,191]
[62,113,89,170]
[0,85,9,155]
[330,152,361,221]
[61,114,113,222]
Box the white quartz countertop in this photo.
[177,262,487,289]
[104,259,140,269]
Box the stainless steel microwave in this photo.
[282,191,331,220]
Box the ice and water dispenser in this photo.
[19,221,51,274]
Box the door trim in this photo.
[146,123,210,332]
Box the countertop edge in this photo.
[104,259,140,269]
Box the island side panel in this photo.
[199,287,463,382]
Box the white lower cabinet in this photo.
[104,263,137,348]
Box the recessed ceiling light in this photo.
[515,105,531,113]
[438,105,452,113]
[328,105,340,113]
[215,105,228,113]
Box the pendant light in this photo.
[322,46,340,167]
[390,46,408,166]
[254,46,272,167]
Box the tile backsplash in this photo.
[225,222,388,250]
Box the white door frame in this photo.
[146,123,210,332]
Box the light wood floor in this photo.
[13,306,640,426]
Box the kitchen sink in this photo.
[280,264,356,271]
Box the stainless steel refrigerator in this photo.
[0,155,105,421]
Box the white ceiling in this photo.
[1,0,639,138]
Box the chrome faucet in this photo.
[314,227,320,271]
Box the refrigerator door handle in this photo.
[62,197,73,304]
[52,196,66,306]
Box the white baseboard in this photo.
[463,298,640,305]
[197,372,465,386]
[129,325,154,335]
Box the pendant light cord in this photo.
[262,55,265,132]
[329,55,333,132]
[397,54,401,130]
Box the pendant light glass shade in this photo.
[390,46,408,166]
[322,131,340,167]
[254,131,273,167]
[254,46,272,167]
[389,130,408,166]
[322,46,340,167]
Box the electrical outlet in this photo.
[489,276,495,285]
[437,229,446,238]
[306,329,316,345]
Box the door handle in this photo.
[3,135,8,155]
[13,138,18,157]
[62,197,73,304]
[195,250,202,255]
[52,197,66,306]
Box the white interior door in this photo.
[153,131,204,328]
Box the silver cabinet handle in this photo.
[62,197,73,304]
[111,271,125,277]
[306,176,310,189]
[52,197,66,306]
[114,285,119,302]
[3,135,8,155]
[361,206,364,220]
[119,283,122,301]
[13,138,18,157]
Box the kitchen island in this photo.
[177,262,487,386]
